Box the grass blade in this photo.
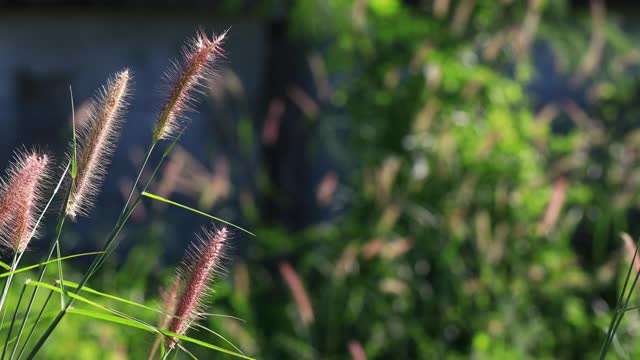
[141,192,255,236]
[25,281,253,359]
[61,280,165,314]
[60,280,244,355]
[67,309,254,359]
[0,252,103,279]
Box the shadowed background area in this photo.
[2,0,640,359]
[0,5,330,257]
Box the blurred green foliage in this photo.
[234,0,640,358]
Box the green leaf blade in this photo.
[141,192,255,236]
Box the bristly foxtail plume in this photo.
[66,70,131,219]
[167,226,228,350]
[0,151,50,253]
[153,30,226,142]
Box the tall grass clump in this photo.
[0,29,253,360]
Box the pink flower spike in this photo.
[153,30,226,142]
[67,69,131,219]
[167,226,227,349]
[0,150,50,253]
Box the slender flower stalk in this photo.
[67,70,131,218]
[0,151,50,253]
[167,226,228,350]
[153,30,226,142]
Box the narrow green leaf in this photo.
[61,280,244,355]
[70,85,77,179]
[61,280,163,314]
[67,309,254,359]
[141,192,255,236]
[26,281,105,311]
[27,281,161,341]
[0,252,103,279]
[27,282,252,359]
[63,280,240,321]
[0,262,10,271]
[167,330,254,360]
[68,308,152,331]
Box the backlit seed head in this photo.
[0,150,50,253]
[167,226,228,349]
[153,30,226,142]
[67,69,131,219]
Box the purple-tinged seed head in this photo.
[153,30,226,142]
[0,150,50,253]
[167,226,227,349]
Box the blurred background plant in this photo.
[4,0,640,358]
